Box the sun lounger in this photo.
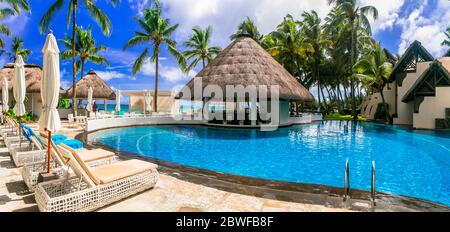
[22,136,118,192]
[9,134,47,167]
[34,143,159,212]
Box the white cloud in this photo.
[95,70,131,81]
[360,0,405,33]
[139,58,196,83]
[396,0,449,56]
[128,0,332,47]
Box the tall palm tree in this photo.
[300,10,332,111]
[230,17,263,43]
[183,26,221,71]
[124,0,184,112]
[60,25,109,80]
[0,0,30,49]
[328,0,378,119]
[9,37,31,61]
[264,15,314,88]
[442,26,450,47]
[354,43,392,122]
[39,0,119,114]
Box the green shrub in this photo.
[5,109,37,123]
[374,103,389,120]
[58,99,70,109]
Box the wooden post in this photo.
[104,99,107,112]
[45,128,52,174]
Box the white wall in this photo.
[394,62,431,125]
[413,87,450,129]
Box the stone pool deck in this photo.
[0,121,353,212]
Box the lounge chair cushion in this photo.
[78,149,115,163]
[91,159,158,184]
[61,139,83,149]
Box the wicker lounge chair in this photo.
[9,129,47,167]
[34,144,159,212]
[22,136,119,191]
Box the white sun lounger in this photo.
[22,134,119,192]
[34,144,159,212]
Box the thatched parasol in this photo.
[64,70,115,100]
[177,36,314,101]
[0,63,44,93]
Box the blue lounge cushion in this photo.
[61,139,83,149]
[51,134,67,144]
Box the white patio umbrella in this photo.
[2,76,9,112]
[115,89,121,113]
[145,90,151,112]
[86,86,93,111]
[13,55,26,116]
[39,32,61,132]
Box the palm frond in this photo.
[39,0,65,34]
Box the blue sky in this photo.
[0,0,449,102]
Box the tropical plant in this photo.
[328,0,378,119]
[39,0,119,114]
[300,10,332,111]
[60,25,109,80]
[183,26,221,71]
[124,0,184,112]
[443,26,450,47]
[354,43,392,122]
[264,15,314,88]
[230,17,263,43]
[0,0,30,49]
[9,37,31,61]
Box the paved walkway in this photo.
[0,121,351,212]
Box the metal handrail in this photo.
[344,158,350,200]
[371,161,376,206]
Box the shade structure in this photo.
[145,90,151,112]
[13,55,26,116]
[39,33,61,132]
[115,89,121,112]
[2,76,8,111]
[86,86,93,111]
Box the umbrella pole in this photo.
[45,128,52,173]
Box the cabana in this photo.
[0,64,46,117]
[176,36,314,127]
[64,70,116,115]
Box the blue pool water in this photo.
[93,121,450,206]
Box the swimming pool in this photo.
[92,121,450,206]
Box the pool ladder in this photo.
[343,159,376,205]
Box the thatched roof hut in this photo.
[0,63,43,93]
[64,70,115,100]
[177,36,314,101]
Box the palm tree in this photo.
[442,26,450,47]
[39,0,119,114]
[230,17,263,43]
[183,26,221,71]
[60,25,109,80]
[300,10,332,112]
[264,15,314,89]
[0,0,30,49]
[9,37,31,61]
[354,43,392,122]
[328,0,378,119]
[124,0,184,112]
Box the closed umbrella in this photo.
[115,89,121,113]
[2,76,8,112]
[39,32,61,132]
[13,55,26,116]
[145,90,151,112]
[86,86,93,111]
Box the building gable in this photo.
[388,41,434,85]
[402,60,450,113]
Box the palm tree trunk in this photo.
[81,61,85,82]
[71,1,78,115]
[154,53,159,112]
[350,19,357,119]
[202,57,206,69]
